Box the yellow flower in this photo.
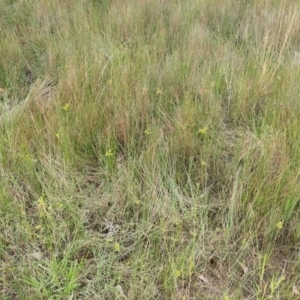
[144,129,151,135]
[55,132,60,138]
[114,243,121,252]
[276,221,283,229]
[134,200,141,205]
[105,149,113,157]
[37,195,47,216]
[201,161,207,166]
[24,154,31,161]
[38,195,45,204]
[198,126,208,135]
[35,225,42,231]
[174,269,181,279]
[156,88,162,95]
[57,203,63,210]
[62,103,70,111]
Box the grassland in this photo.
[1,0,300,299]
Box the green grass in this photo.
[1,0,300,299]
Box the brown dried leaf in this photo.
[292,285,299,295]
[30,252,43,261]
[116,285,128,299]
[239,261,249,274]
[199,274,209,284]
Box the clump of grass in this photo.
[1,0,300,298]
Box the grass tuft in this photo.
[1,0,300,298]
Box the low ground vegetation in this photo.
[1,0,300,299]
